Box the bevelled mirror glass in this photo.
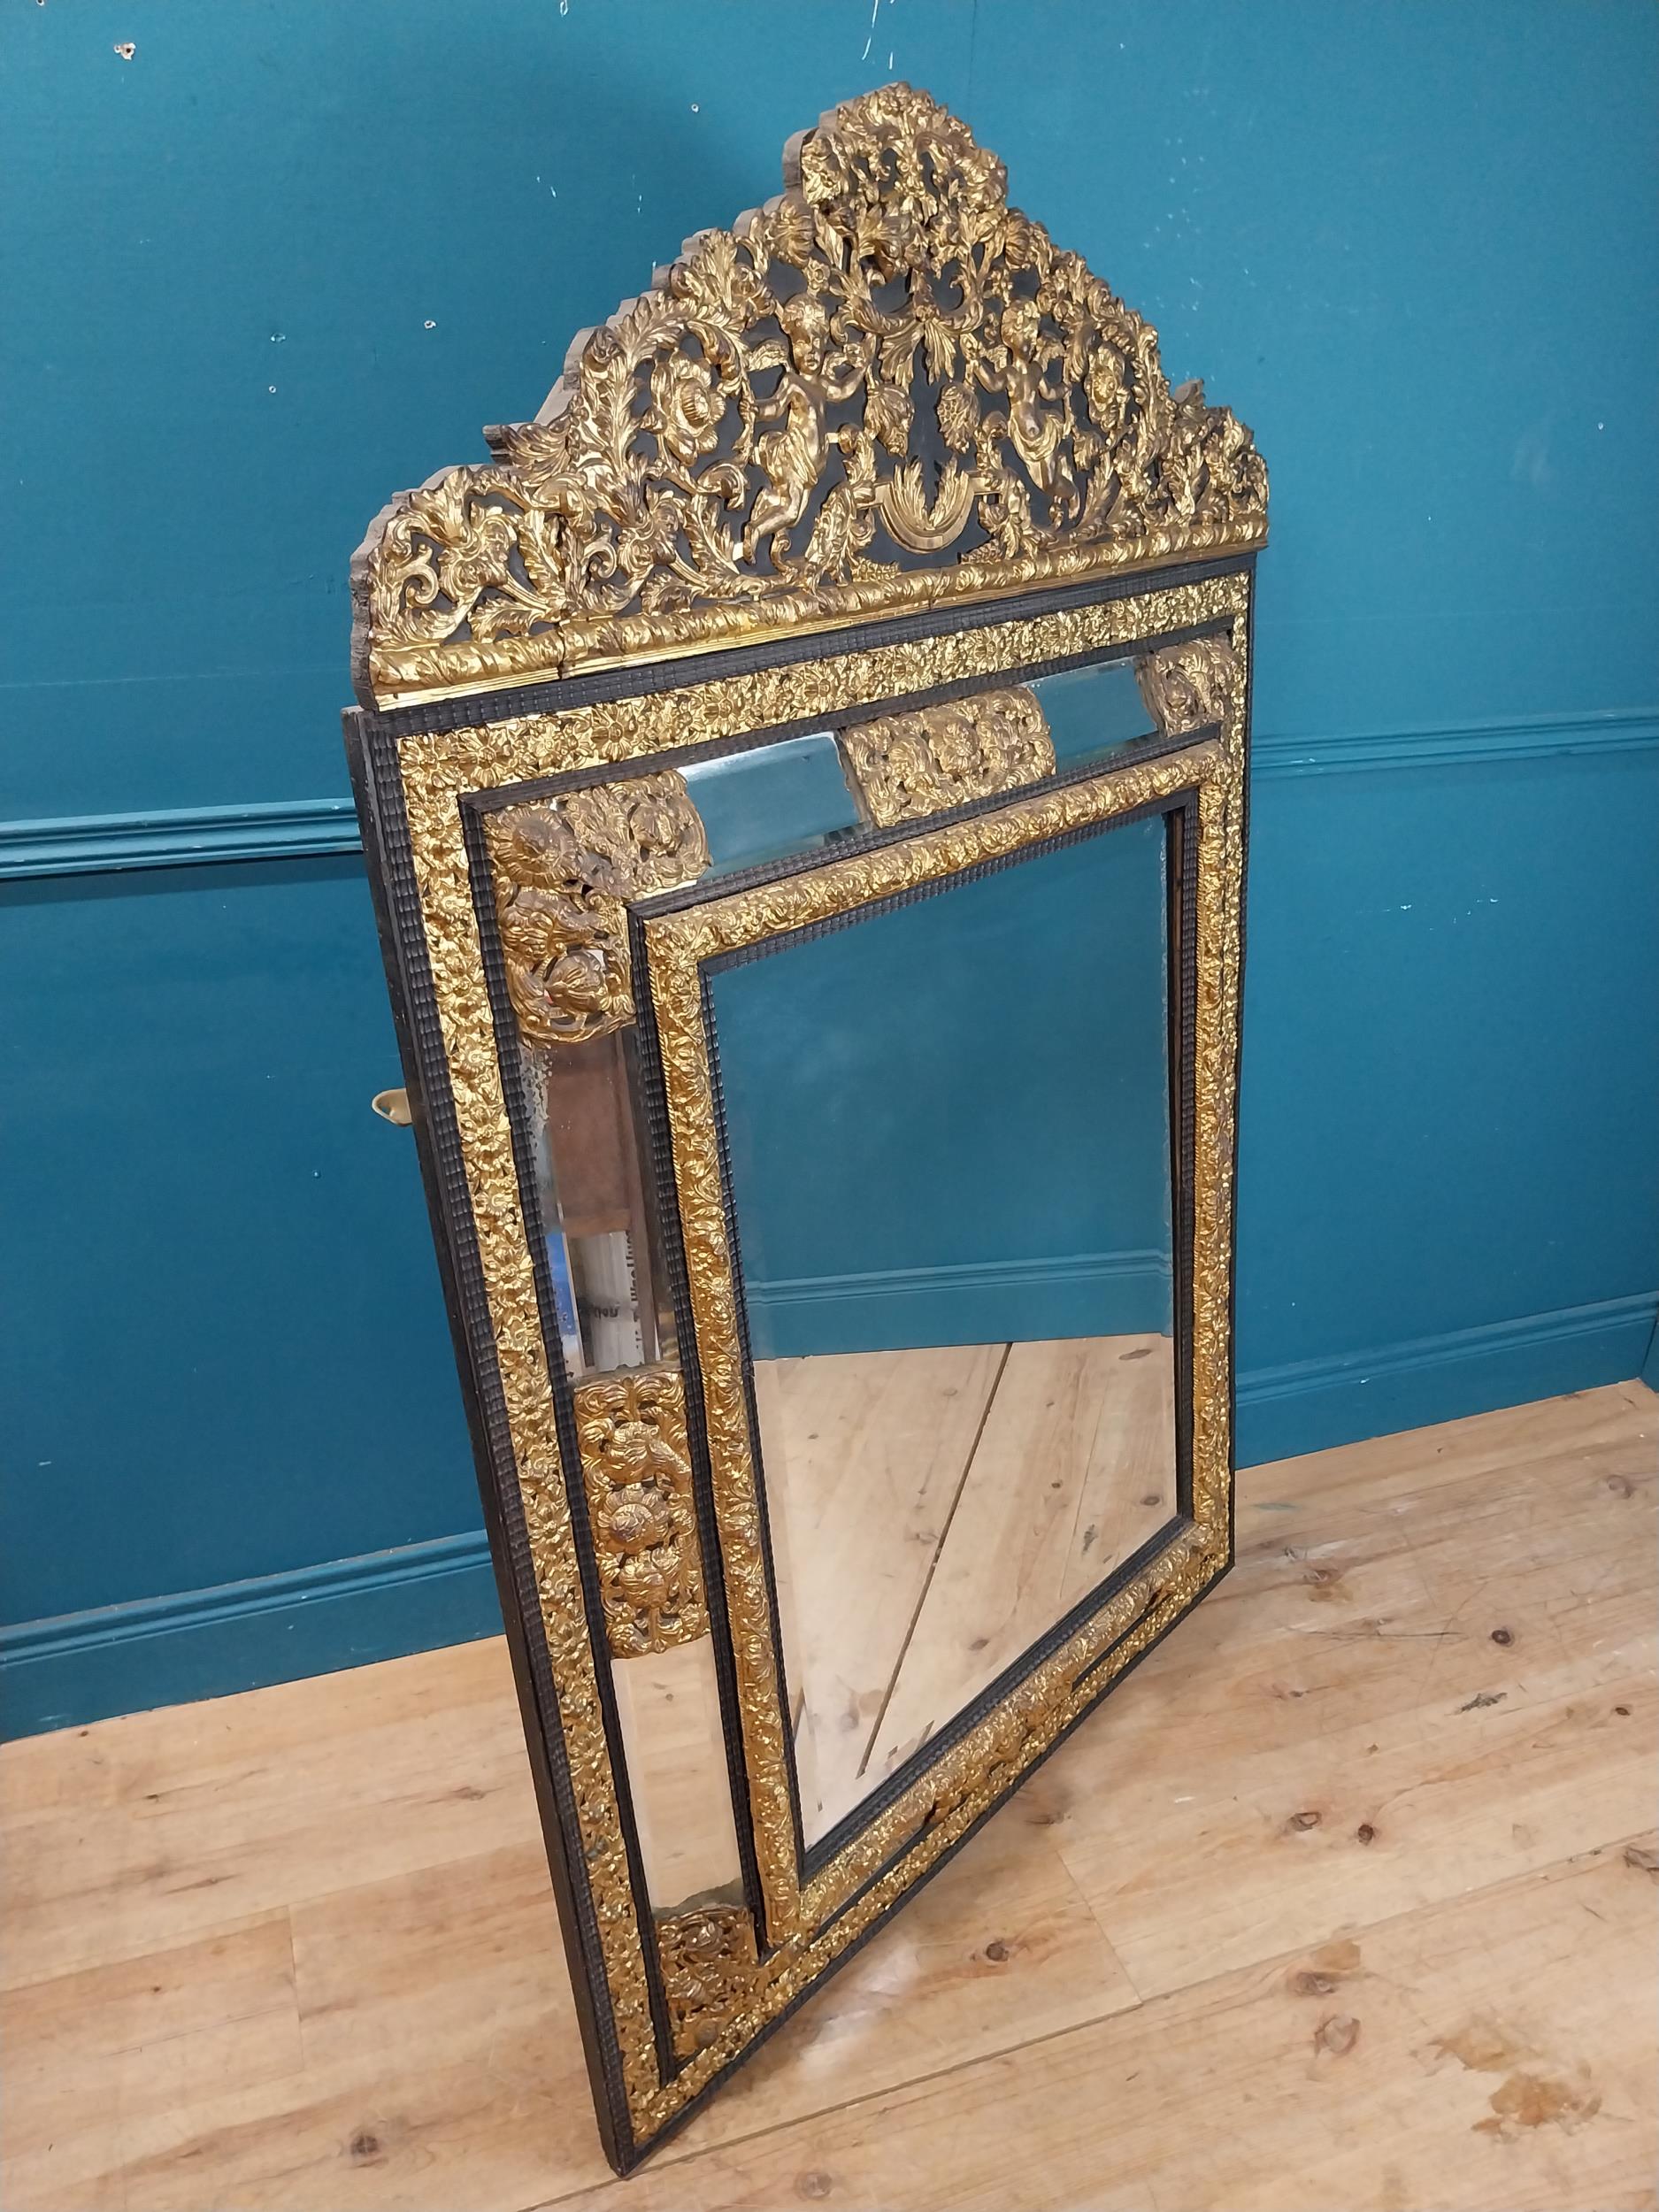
[714,798,1176,1851]
[345,84,1263,2174]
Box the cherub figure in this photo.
[742,291,867,568]
[976,296,1077,520]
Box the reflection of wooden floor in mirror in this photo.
[609,1640,744,1915]
[755,1334,1176,1848]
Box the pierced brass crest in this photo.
[1137,634,1240,738]
[839,685,1056,826]
[355,83,1267,705]
[656,1905,760,2060]
[483,776,709,1047]
[572,1363,707,1657]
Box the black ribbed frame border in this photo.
[341,549,1254,2173]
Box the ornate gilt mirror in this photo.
[344,85,1264,2173]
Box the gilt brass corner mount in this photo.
[483,777,710,1047]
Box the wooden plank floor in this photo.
[4,1382,1655,2212]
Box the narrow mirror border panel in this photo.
[355,567,1248,2162]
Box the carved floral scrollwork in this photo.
[573,1363,707,1657]
[656,1905,760,2060]
[355,84,1267,705]
[1137,634,1240,738]
[482,774,709,1046]
[839,685,1056,826]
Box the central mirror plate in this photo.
[705,814,1178,1851]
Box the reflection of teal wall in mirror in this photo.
[4,2,1655,1731]
[682,735,860,877]
[709,823,1171,1357]
[1033,664,1156,766]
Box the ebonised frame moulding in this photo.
[343,84,1264,2173]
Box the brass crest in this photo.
[355,84,1267,705]
[572,1363,707,1657]
[483,775,709,1046]
[840,685,1056,826]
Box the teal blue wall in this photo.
[4,2,1655,1733]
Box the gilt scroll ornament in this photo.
[839,685,1056,826]
[355,84,1267,706]
[572,1363,707,1657]
[483,775,709,1046]
[1137,634,1240,738]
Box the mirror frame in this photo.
[343,85,1264,2172]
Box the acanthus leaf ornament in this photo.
[354,85,1267,707]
